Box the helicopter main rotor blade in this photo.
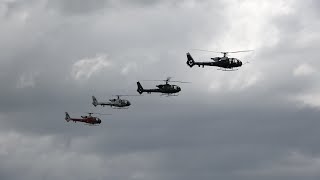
[192,49,254,54]
[85,112,112,115]
[142,80,167,82]
[169,81,191,83]
[143,77,173,82]
[94,113,112,115]
[192,49,221,53]
[143,80,190,83]
[228,50,254,53]
[112,95,142,97]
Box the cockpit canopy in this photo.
[96,117,101,123]
[229,58,240,63]
[120,99,130,106]
[228,58,242,66]
[172,85,180,90]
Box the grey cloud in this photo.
[46,0,110,15]
[46,0,203,15]
[1,0,320,180]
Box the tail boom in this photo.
[186,52,217,68]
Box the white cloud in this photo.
[207,0,294,51]
[207,65,263,92]
[16,72,39,88]
[293,63,316,77]
[293,93,320,109]
[71,54,111,81]
[121,62,138,75]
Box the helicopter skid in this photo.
[84,124,99,126]
[112,107,129,109]
[218,68,238,71]
[161,93,179,97]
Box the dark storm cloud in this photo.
[1,0,320,180]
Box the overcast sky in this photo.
[1,0,320,179]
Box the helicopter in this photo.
[65,112,110,125]
[137,77,189,96]
[92,95,137,109]
[186,49,253,71]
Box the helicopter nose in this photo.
[98,119,101,124]
[127,101,131,106]
[239,61,242,66]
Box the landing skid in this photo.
[161,93,179,97]
[112,107,129,109]
[218,68,238,71]
[84,124,99,126]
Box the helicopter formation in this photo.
[65,49,252,125]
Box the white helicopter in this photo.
[92,95,138,109]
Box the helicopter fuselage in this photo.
[137,82,181,94]
[187,52,243,69]
[68,117,101,125]
[105,99,131,107]
[92,96,131,108]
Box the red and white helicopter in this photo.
[65,112,110,125]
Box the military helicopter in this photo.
[137,77,189,96]
[65,112,110,125]
[92,95,136,109]
[186,49,253,71]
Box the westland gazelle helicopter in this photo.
[137,77,189,96]
[92,95,140,109]
[186,49,253,71]
[65,112,110,126]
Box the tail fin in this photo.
[92,96,98,106]
[65,112,70,122]
[186,52,195,67]
[137,82,144,94]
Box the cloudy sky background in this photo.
[1,0,320,179]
